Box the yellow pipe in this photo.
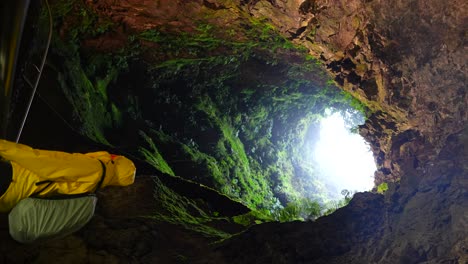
[0,0,30,137]
[4,27,20,96]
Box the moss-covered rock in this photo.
[38,0,365,214]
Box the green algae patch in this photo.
[139,131,175,176]
[377,182,389,194]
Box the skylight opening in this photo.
[312,110,376,199]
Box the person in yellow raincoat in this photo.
[0,139,136,212]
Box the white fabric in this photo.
[8,195,97,243]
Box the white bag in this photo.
[8,195,97,243]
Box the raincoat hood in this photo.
[102,155,136,187]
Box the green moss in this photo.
[47,0,113,44]
[194,96,276,209]
[94,67,117,102]
[110,103,122,127]
[139,131,175,176]
[377,182,389,194]
[341,90,370,117]
[246,17,297,51]
[39,0,126,145]
[181,143,229,189]
[56,58,111,144]
[137,16,316,92]
[147,177,232,239]
[48,1,372,220]
[232,209,273,226]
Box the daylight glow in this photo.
[313,112,376,196]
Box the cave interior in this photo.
[0,0,466,263]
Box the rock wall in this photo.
[245,0,467,185]
[209,127,467,263]
[209,0,466,262]
[83,0,466,185]
[207,0,467,262]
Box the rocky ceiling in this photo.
[0,0,466,263]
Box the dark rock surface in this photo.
[0,176,248,263]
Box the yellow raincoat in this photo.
[0,139,136,212]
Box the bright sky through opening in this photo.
[314,112,376,196]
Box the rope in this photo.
[16,0,53,143]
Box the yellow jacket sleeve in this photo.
[0,139,102,182]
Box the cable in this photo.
[16,0,52,143]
